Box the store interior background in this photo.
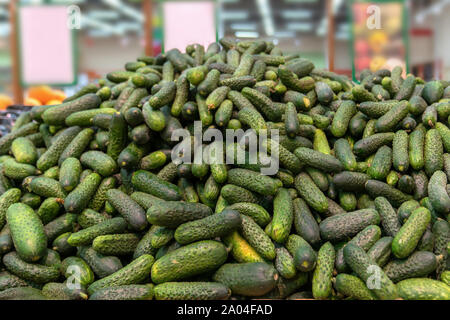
[0,0,449,103]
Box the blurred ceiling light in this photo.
[235,31,259,38]
[281,10,313,19]
[218,0,239,3]
[81,15,122,36]
[230,23,257,30]
[415,0,450,24]
[273,30,296,38]
[332,0,344,14]
[220,11,249,20]
[87,29,113,38]
[102,0,144,23]
[316,18,327,36]
[257,0,275,36]
[335,31,349,40]
[88,10,120,20]
[287,22,313,31]
[116,22,141,32]
[284,0,318,3]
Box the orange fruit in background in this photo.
[28,85,55,104]
[24,97,42,106]
[46,99,63,106]
[51,90,66,101]
[0,94,13,109]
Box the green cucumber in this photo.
[151,240,227,284]
[392,207,431,259]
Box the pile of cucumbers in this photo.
[0,37,449,300]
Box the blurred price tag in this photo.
[162,1,217,52]
[17,5,77,86]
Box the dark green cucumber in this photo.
[343,243,398,300]
[334,273,378,300]
[133,225,173,259]
[88,176,117,212]
[3,251,59,284]
[213,262,277,297]
[88,254,154,294]
[131,170,181,201]
[64,172,101,214]
[68,217,127,246]
[292,198,320,246]
[294,147,344,173]
[365,180,413,208]
[319,208,380,242]
[42,94,101,126]
[367,146,392,180]
[331,100,356,138]
[384,251,439,283]
[286,234,317,272]
[367,236,393,267]
[77,246,123,279]
[147,200,212,228]
[294,172,328,214]
[334,139,357,171]
[37,126,81,171]
[106,189,147,231]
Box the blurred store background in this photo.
[0,0,449,108]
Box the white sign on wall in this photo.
[18,5,77,86]
[162,1,217,52]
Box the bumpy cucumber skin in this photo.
[428,171,450,215]
[3,252,59,284]
[88,176,117,212]
[77,246,123,279]
[6,203,47,262]
[271,188,294,244]
[424,129,443,177]
[312,242,335,299]
[294,172,328,214]
[383,251,438,283]
[133,225,174,259]
[0,188,22,229]
[397,278,450,300]
[223,231,264,263]
[37,126,82,171]
[89,284,154,300]
[367,236,393,267]
[227,169,281,196]
[80,151,118,177]
[151,240,227,284]
[374,197,401,237]
[88,254,155,294]
[106,189,148,231]
[147,200,212,228]
[392,207,431,259]
[334,273,378,300]
[319,209,380,242]
[67,217,127,246]
[92,233,140,256]
[292,198,321,246]
[286,234,317,272]
[131,170,181,201]
[275,247,296,279]
[331,100,356,138]
[64,173,102,214]
[367,146,392,180]
[58,128,94,166]
[213,262,278,297]
[240,214,276,261]
[174,209,241,245]
[154,282,230,300]
[343,243,398,300]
